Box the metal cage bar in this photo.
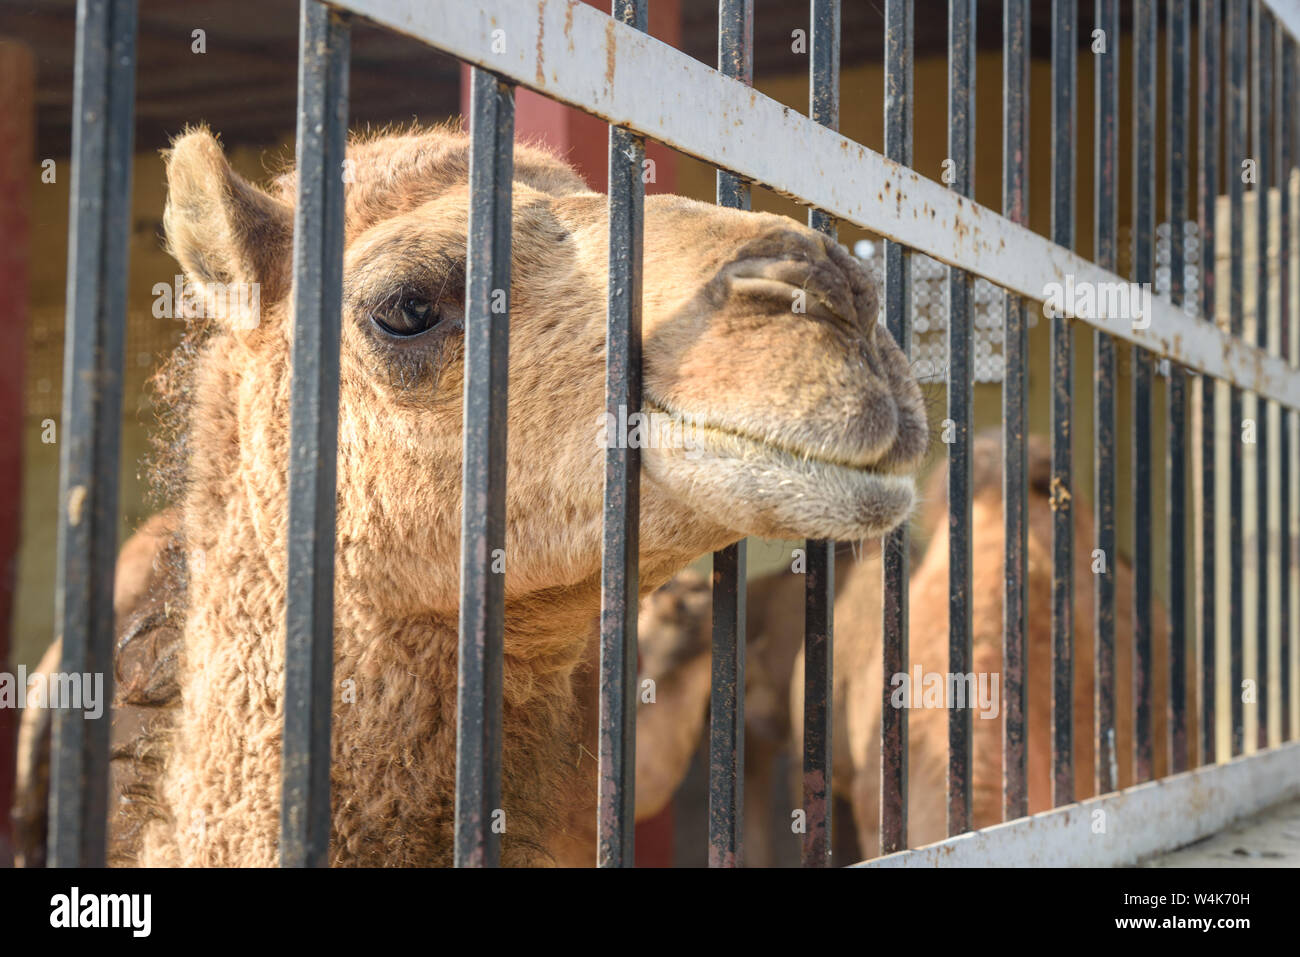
[945,0,976,838]
[1279,30,1294,744]
[1093,0,1119,796]
[1292,30,1299,747]
[801,0,841,869]
[1167,0,1191,775]
[1002,0,1031,823]
[1132,0,1156,785]
[1198,0,1221,769]
[709,539,747,867]
[49,0,137,869]
[280,0,350,869]
[802,541,835,866]
[1252,0,1273,753]
[596,0,648,872]
[455,66,515,869]
[707,0,753,870]
[1229,0,1247,759]
[1050,0,1078,807]
[880,0,914,855]
[1292,30,1300,746]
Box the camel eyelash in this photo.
[346,251,466,320]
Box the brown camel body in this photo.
[636,433,1176,864]
[11,510,181,867]
[626,432,1176,863]
[14,124,926,867]
[14,523,723,866]
[622,558,855,868]
[792,432,1172,858]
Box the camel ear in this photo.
[163,128,293,321]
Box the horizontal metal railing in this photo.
[339,0,1300,407]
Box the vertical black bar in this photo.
[802,545,834,866]
[1279,33,1293,744]
[946,0,975,837]
[1228,0,1247,758]
[597,0,647,871]
[709,542,746,868]
[1292,32,1299,748]
[709,0,752,869]
[280,0,349,870]
[1293,32,1300,748]
[1050,0,1077,807]
[456,67,514,869]
[49,0,136,869]
[802,0,839,868]
[1198,0,1220,768]
[1002,0,1030,823]
[1093,0,1119,796]
[1251,1,1271,752]
[1292,32,1299,747]
[1132,0,1156,785]
[881,0,913,853]
[1167,0,1191,774]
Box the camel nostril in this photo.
[726,257,858,333]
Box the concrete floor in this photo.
[1139,796,1300,868]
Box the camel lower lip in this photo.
[642,398,886,474]
[639,399,915,541]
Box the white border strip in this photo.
[854,741,1300,867]
[338,0,1300,409]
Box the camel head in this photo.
[160,125,926,613]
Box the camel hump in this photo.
[10,509,185,867]
[112,510,181,619]
[945,428,1053,500]
[969,427,1052,498]
[637,568,711,680]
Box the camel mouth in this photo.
[640,398,916,541]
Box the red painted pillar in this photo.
[459,0,679,196]
[460,1,682,867]
[0,39,35,868]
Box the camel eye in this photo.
[372,295,439,337]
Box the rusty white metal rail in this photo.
[856,740,1300,868]
[338,0,1300,409]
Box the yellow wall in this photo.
[13,142,286,670]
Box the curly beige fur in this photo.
[85,124,926,867]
